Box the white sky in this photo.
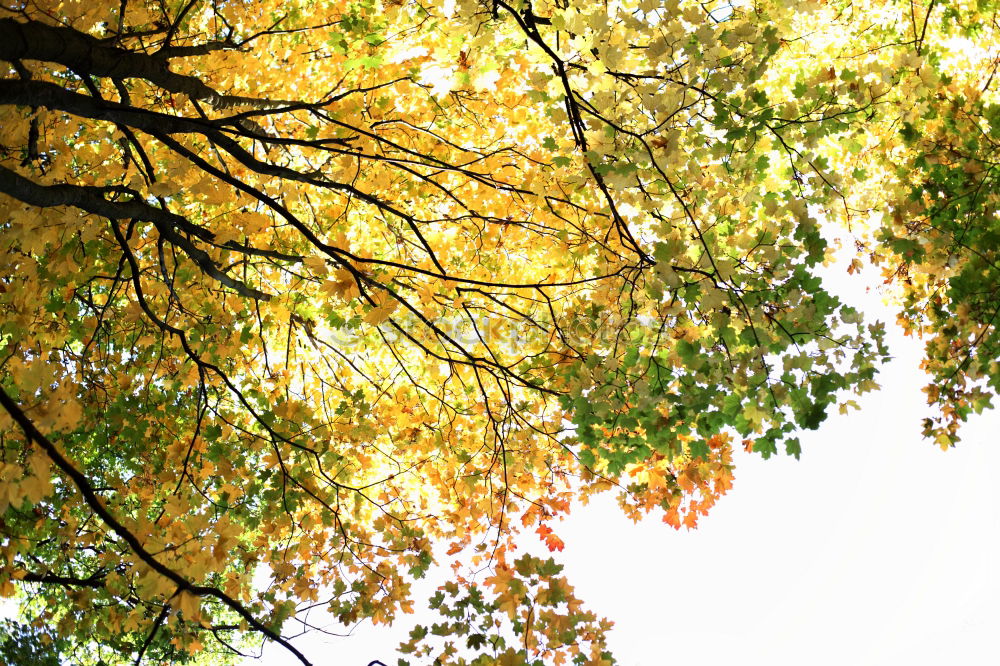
[247,258,1000,665]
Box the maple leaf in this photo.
[535,524,566,552]
[0,0,991,663]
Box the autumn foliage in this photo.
[0,0,997,663]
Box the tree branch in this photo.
[0,163,271,300]
[0,18,293,109]
[0,387,313,666]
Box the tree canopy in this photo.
[0,0,997,663]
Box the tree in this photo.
[0,619,68,666]
[0,0,994,663]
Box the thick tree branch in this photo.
[0,163,271,300]
[0,18,291,109]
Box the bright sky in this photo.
[247,257,1000,665]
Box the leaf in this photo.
[363,299,399,326]
[175,590,201,622]
[0,1,991,663]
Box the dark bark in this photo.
[0,18,285,109]
[0,164,271,300]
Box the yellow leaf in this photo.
[364,300,399,326]
[147,181,175,197]
[176,589,201,622]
